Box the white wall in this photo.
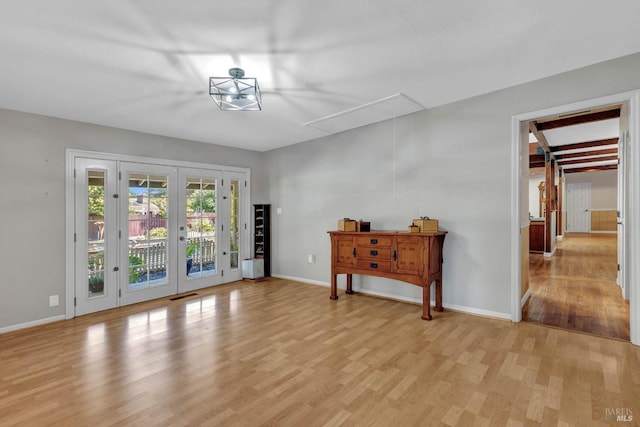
[0,109,267,330]
[265,51,640,319]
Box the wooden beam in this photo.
[536,109,620,131]
[529,142,544,155]
[529,154,545,163]
[529,122,553,161]
[563,164,618,173]
[545,157,556,253]
[556,155,618,166]
[557,171,563,235]
[554,148,618,159]
[548,138,618,152]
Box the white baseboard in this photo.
[271,274,329,287]
[272,274,511,321]
[544,246,557,258]
[521,288,531,308]
[0,315,65,335]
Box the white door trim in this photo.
[510,90,640,346]
[65,149,251,319]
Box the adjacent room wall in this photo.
[566,169,617,232]
[0,109,267,330]
[265,52,640,319]
[565,169,617,209]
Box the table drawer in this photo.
[356,247,391,259]
[356,259,392,273]
[355,236,392,247]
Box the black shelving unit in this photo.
[254,204,271,277]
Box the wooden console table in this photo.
[328,230,447,320]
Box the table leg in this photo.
[421,283,432,320]
[434,277,443,312]
[345,274,354,294]
[330,273,338,300]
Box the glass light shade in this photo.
[209,74,262,111]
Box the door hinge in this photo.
[244,223,247,230]
[244,180,247,187]
[74,168,77,178]
[74,297,77,307]
[222,270,224,277]
[119,230,122,239]
[114,266,119,272]
[113,194,119,198]
[222,179,224,186]
[119,289,122,297]
[617,264,620,271]
[74,233,77,243]
[221,224,224,232]
[119,171,122,180]
[617,210,620,218]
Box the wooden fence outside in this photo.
[88,213,216,240]
[88,237,216,283]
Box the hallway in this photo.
[523,233,630,340]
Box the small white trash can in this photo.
[242,258,264,279]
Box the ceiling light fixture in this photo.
[209,67,262,111]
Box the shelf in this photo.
[253,204,270,277]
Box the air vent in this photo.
[301,93,423,134]
[558,109,592,118]
[169,292,198,301]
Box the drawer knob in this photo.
[370,262,378,268]
[370,250,378,256]
[370,239,378,244]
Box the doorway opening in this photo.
[511,91,640,346]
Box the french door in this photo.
[74,158,119,316]
[119,162,177,306]
[73,155,248,316]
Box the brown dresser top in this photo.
[328,230,447,237]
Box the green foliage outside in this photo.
[88,185,105,216]
[188,190,216,212]
[149,227,167,238]
[190,219,215,233]
[129,255,144,283]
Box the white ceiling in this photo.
[2,1,640,152]
[544,119,619,147]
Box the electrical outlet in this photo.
[49,295,59,307]
[308,254,315,263]
[276,207,282,215]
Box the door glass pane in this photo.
[229,179,240,270]
[87,170,106,298]
[186,177,217,278]
[128,173,169,290]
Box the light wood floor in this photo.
[523,233,630,341]
[1,278,639,426]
